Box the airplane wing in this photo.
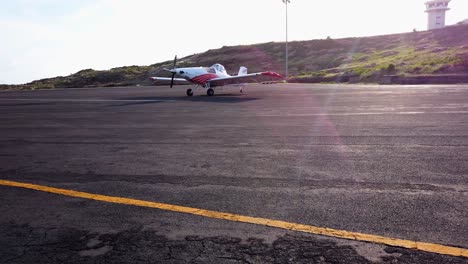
[206,71,283,87]
[149,77,189,84]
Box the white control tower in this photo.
[425,0,451,30]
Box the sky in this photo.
[1,0,467,84]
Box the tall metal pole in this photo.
[283,0,290,80]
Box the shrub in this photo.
[387,64,396,74]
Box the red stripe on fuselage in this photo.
[191,74,218,85]
[192,75,214,83]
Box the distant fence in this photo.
[379,75,468,84]
[288,74,468,85]
[288,75,352,83]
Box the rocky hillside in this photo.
[2,24,468,90]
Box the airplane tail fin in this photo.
[238,66,248,76]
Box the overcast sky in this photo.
[1,0,467,84]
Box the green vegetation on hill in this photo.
[2,24,468,90]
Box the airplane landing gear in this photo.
[207,88,214,96]
[186,88,193,96]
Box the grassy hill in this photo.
[2,24,468,90]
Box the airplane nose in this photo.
[163,68,177,74]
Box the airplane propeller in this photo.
[170,55,177,88]
[162,55,177,88]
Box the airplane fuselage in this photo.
[174,64,230,85]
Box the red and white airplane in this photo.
[150,56,283,96]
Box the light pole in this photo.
[282,0,290,80]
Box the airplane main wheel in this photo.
[207,88,214,96]
[186,89,193,96]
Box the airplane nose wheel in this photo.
[186,88,193,96]
[207,88,214,96]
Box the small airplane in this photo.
[150,56,284,96]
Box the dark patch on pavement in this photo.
[1,224,467,264]
[118,95,261,103]
[0,102,57,107]
[0,170,459,194]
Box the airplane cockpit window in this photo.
[210,64,227,74]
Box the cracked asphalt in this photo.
[0,84,467,263]
[2,224,466,264]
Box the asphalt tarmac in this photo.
[0,84,467,263]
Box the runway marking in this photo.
[0,98,175,103]
[0,179,467,258]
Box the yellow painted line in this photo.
[1,179,467,258]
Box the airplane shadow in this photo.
[110,94,260,106]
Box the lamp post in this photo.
[282,0,290,80]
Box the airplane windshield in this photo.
[210,64,227,74]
